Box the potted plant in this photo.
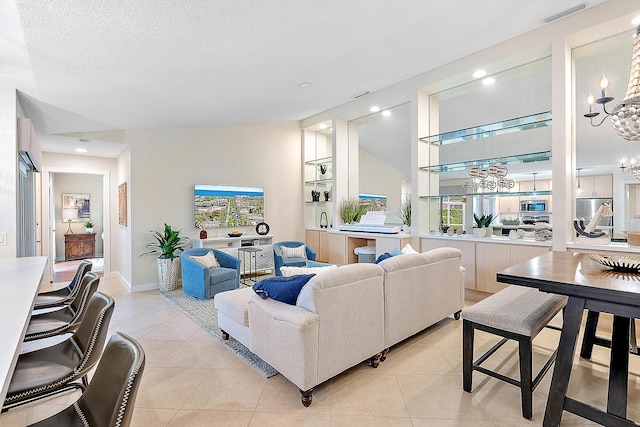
[338,197,367,224]
[141,223,190,292]
[399,198,411,232]
[473,213,495,238]
[84,221,94,233]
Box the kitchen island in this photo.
[421,234,552,295]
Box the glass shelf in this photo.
[419,190,551,200]
[304,156,332,166]
[419,151,552,173]
[420,111,552,145]
[305,179,332,185]
[305,200,332,204]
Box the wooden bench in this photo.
[462,285,567,419]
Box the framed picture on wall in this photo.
[62,193,91,220]
[118,182,127,226]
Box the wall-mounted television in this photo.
[194,184,264,228]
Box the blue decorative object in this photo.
[389,248,403,256]
[181,248,241,299]
[375,252,393,264]
[273,241,317,276]
[253,274,316,305]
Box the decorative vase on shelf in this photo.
[485,226,494,237]
[200,229,207,239]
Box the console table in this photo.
[193,234,274,273]
[64,233,96,261]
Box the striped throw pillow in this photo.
[280,245,307,260]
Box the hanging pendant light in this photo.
[611,25,640,141]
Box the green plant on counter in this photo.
[84,221,94,228]
[338,198,367,224]
[473,213,494,228]
[399,198,411,226]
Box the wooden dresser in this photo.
[64,233,96,261]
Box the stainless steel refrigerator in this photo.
[575,198,613,233]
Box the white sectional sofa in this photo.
[213,247,464,406]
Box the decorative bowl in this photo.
[589,253,640,273]
[228,232,243,238]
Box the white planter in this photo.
[157,257,181,292]
[485,226,494,237]
[85,227,94,233]
[473,228,486,238]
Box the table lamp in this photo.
[61,208,78,234]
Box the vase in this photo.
[485,226,494,237]
[200,229,208,239]
[85,227,94,233]
[157,258,180,292]
[473,228,486,238]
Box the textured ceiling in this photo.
[8,0,607,156]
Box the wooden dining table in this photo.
[497,251,640,426]
[0,256,48,406]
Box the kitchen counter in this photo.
[567,242,640,254]
[420,233,553,247]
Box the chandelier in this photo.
[584,25,640,141]
[620,158,640,179]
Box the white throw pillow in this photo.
[280,265,338,276]
[280,244,308,260]
[190,251,220,268]
[401,243,418,254]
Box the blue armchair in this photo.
[181,248,241,299]
[273,241,317,276]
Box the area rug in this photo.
[160,288,278,378]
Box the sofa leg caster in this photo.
[300,388,313,407]
[380,348,390,362]
[221,330,229,340]
[368,352,382,368]
[454,310,462,320]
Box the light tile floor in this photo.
[2,275,639,426]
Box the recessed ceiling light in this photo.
[473,70,487,79]
[75,148,87,153]
[370,106,380,113]
[483,77,496,85]
[298,82,311,88]
[319,124,327,130]
[632,16,640,25]
[382,110,391,117]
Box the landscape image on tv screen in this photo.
[194,184,264,228]
[359,193,387,211]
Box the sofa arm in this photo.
[248,295,319,392]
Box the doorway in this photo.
[41,167,110,284]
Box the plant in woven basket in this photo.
[141,224,190,292]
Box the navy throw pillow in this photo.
[375,252,393,264]
[253,274,316,305]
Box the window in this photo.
[441,199,465,228]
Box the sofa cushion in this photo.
[190,251,220,268]
[214,287,254,326]
[401,243,418,254]
[280,265,338,276]
[281,245,308,260]
[253,274,315,305]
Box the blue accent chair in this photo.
[181,248,241,299]
[273,241,317,276]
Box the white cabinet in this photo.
[499,196,520,214]
[193,235,274,273]
[446,239,476,290]
[518,179,551,192]
[577,174,613,199]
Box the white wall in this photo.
[125,121,302,291]
[0,88,18,258]
[53,172,104,259]
[359,149,407,223]
[115,148,131,287]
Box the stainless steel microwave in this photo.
[520,200,547,212]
